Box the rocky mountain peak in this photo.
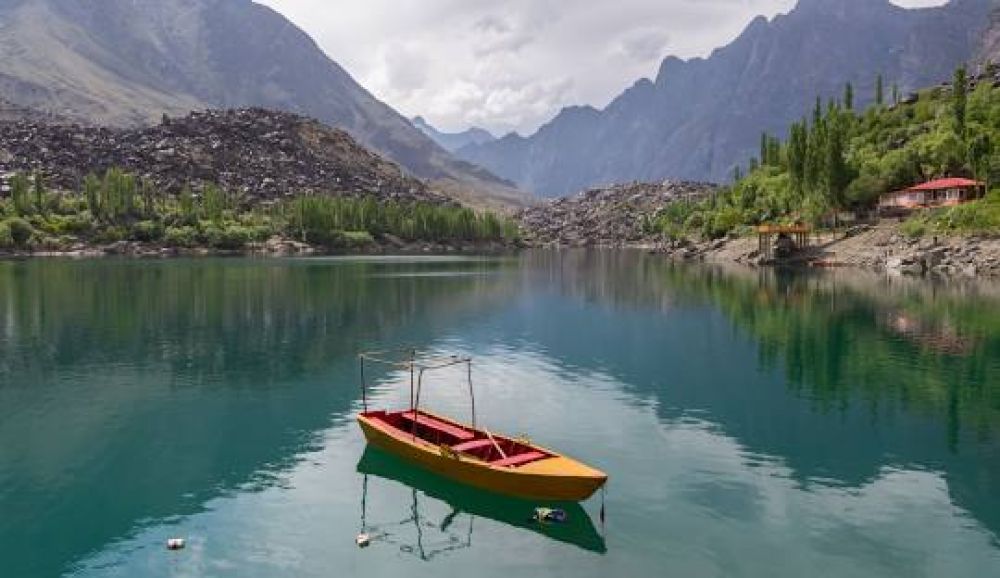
[458,0,994,197]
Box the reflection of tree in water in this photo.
[0,258,518,382]
[531,254,1000,542]
[515,251,1000,444]
[0,258,519,578]
[660,265,1000,442]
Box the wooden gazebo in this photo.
[757,224,811,260]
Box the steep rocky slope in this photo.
[518,181,716,247]
[459,0,994,196]
[0,0,517,203]
[0,109,440,204]
[978,4,1000,65]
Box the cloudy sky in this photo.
[259,0,948,136]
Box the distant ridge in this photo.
[458,0,994,197]
[411,116,496,153]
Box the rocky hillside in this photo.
[978,4,1000,65]
[0,0,518,204]
[459,0,993,196]
[518,181,716,247]
[0,108,441,204]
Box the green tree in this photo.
[202,183,225,223]
[83,173,101,216]
[844,82,854,111]
[33,172,46,216]
[876,74,884,108]
[824,113,850,208]
[953,65,967,139]
[10,173,31,216]
[787,121,808,193]
[968,133,992,188]
[805,115,826,191]
[179,185,196,222]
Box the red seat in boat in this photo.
[400,411,475,441]
[492,451,547,468]
[451,438,494,453]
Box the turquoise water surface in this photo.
[1,252,999,577]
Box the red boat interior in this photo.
[363,410,550,468]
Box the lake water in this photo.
[1,252,999,577]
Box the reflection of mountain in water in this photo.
[356,447,606,555]
[498,252,1000,540]
[0,258,517,578]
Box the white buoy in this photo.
[355,533,371,548]
[166,538,186,550]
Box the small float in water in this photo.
[356,350,608,501]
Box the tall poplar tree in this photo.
[953,65,967,138]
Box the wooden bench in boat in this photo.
[451,438,494,453]
[400,411,475,441]
[492,451,546,468]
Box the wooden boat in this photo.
[356,350,608,501]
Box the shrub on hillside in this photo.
[2,217,34,247]
[204,224,251,250]
[164,226,198,248]
[0,221,12,249]
[130,220,164,242]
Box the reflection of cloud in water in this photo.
[651,418,1000,575]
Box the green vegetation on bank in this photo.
[0,169,519,251]
[651,67,1000,239]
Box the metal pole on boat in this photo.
[467,360,476,429]
[409,349,415,411]
[413,367,425,440]
[360,355,367,412]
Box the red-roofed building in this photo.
[879,178,985,211]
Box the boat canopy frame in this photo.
[358,348,476,428]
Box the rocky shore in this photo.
[653,224,1000,278]
[517,181,717,247]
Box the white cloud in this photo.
[257,0,949,135]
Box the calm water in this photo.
[1,252,999,577]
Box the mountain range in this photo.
[411,116,495,153]
[2,0,998,202]
[0,0,525,206]
[457,0,997,197]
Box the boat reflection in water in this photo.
[356,448,607,558]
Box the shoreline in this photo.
[4,225,998,282]
[645,223,1000,279]
[0,236,521,259]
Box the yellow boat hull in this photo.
[357,412,607,501]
